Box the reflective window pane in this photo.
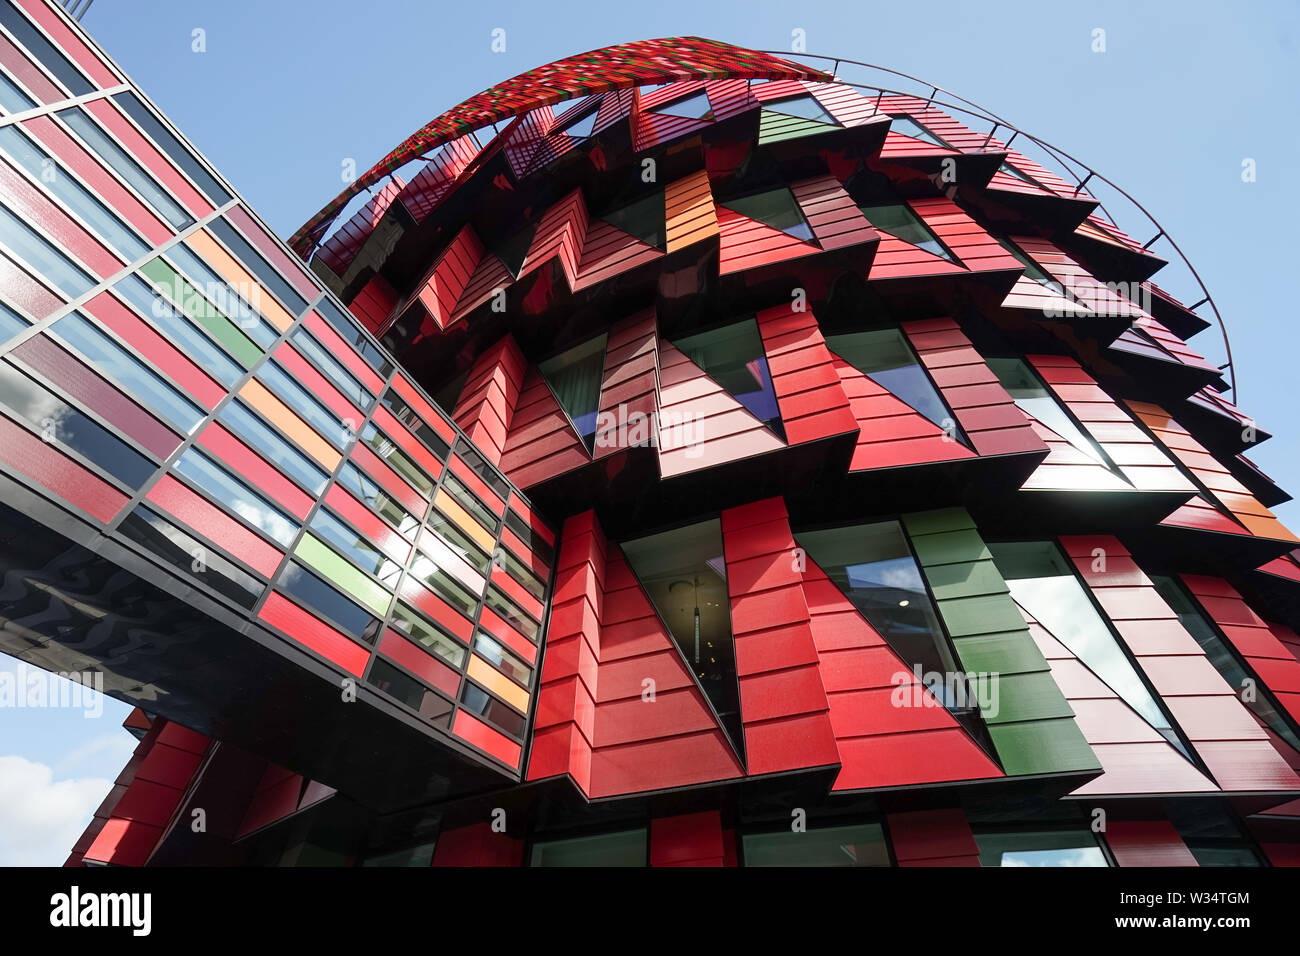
[988,541,1188,756]
[621,518,741,747]
[674,318,783,438]
[50,312,205,434]
[113,275,242,386]
[530,828,647,867]
[743,823,889,867]
[218,400,328,495]
[975,828,1108,867]
[60,107,192,230]
[173,448,299,547]
[795,520,963,707]
[720,187,812,241]
[537,334,606,451]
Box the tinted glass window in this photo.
[621,518,741,748]
[118,506,262,608]
[60,107,192,230]
[0,204,94,297]
[743,823,889,867]
[796,520,964,707]
[219,400,329,495]
[0,125,149,261]
[720,187,812,241]
[975,828,1108,867]
[538,335,606,451]
[0,360,154,488]
[674,318,783,438]
[278,562,379,643]
[530,829,646,867]
[173,448,299,547]
[826,328,956,432]
[988,540,1188,756]
[113,275,242,386]
[50,312,205,434]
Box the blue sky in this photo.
[1,0,1297,864]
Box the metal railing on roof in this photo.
[753,49,1237,402]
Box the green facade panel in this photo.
[905,507,1099,778]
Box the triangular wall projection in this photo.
[672,318,785,443]
[798,552,1003,790]
[656,340,786,478]
[1021,604,1220,796]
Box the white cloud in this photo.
[56,732,137,775]
[0,755,115,867]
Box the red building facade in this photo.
[2,0,1300,866]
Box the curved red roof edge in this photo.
[289,37,829,255]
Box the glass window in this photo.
[381,390,450,461]
[825,327,957,432]
[0,299,29,344]
[505,508,554,568]
[118,506,262,608]
[1165,799,1262,867]
[258,361,350,449]
[474,632,532,686]
[360,422,433,495]
[0,204,94,297]
[485,586,539,641]
[113,274,242,386]
[0,360,154,488]
[389,602,467,670]
[0,70,36,114]
[538,334,607,451]
[621,518,741,747]
[987,357,1110,466]
[208,218,307,315]
[166,243,277,347]
[361,843,437,868]
[1150,575,1300,752]
[0,1,93,96]
[766,95,836,125]
[112,91,233,205]
[743,823,889,867]
[460,682,526,737]
[427,509,490,574]
[651,90,713,120]
[988,541,1190,756]
[335,462,419,536]
[138,257,261,367]
[173,448,299,547]
[996,235,1057,287]
[720,187,813,241]
[294,534,392,618]
[309,509,403,588]
[496,546,546,601]
[367,658,452,719]
[674,318,783,438]
[530,828,647,867]
[556,104,598,139]
[218,400,328,495]
[597,191,665,248]
[888,115,952,149]
[795,520,964,707]
[858,202,956,261]
[316,297,392,376]
[453,437,509,500]
[442,472,499,532]
[278,562,379,643]
[0,125,149,261]
[409,550,478,618]
[49,312,205,434]
[975,828,1108,867]
[59,108,193,230]
[294,326,372,409]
